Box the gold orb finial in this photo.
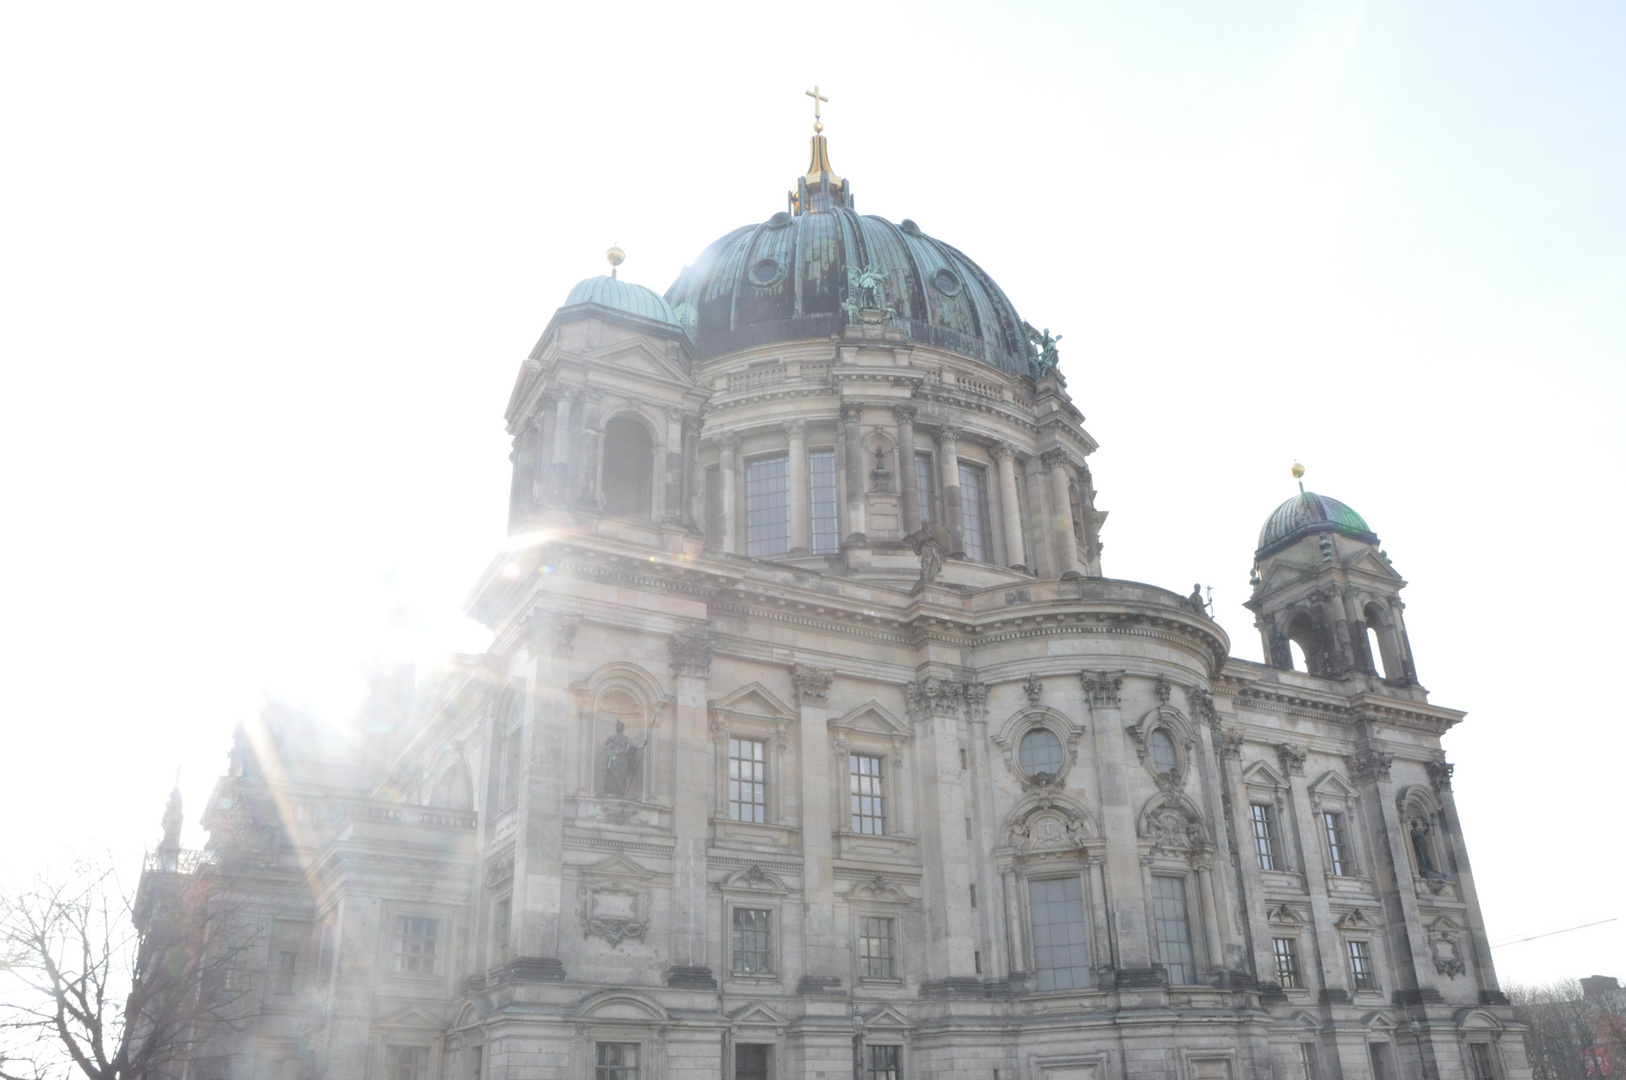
[1291,462,1305,480]
[606,243,625,269]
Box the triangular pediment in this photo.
[860,1004,914,1031]
[1242,760,1288,789]
[1363,1011,1396,1031]
[581,338,692,387]
[1309,771,1359,800]
[831,700,909,738]
[1291,1010,1322,1031]
[728,1001,789,1026]
[1267,904,1304,925]
[1351,550,1404,581]
[581,853,656,882]
[712,683,796,721]
[1337,908,1376,930]
[377,1005,444,1031]
[1427,914,1464,934]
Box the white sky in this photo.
[2,1,1621,986]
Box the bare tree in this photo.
[1509,979,1626,1080]
[0,858,257,1080]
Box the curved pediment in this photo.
[575,989,669,1022]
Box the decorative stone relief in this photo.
[1139,797,1208,853]
[1185,686,1217,728]
[904,677,965,721]
[1219,728,1245,760]
[1079,670,1123,707]
[1275,743,1307,777]
[527,611,583,657]
[1428,916,1466,977]
[1008,796,1095,856]
[790,664,833,708]
[577,885,650,947]
[1154,675,1172,704]
[668,630,714,677]
[962,681,988,719]
[1022,674,1043,705]
[1345,749,1394,784]
[1426,760,1455,793]
[1040,448,1070,472]
[485,855,515,889]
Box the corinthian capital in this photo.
[935,425,961,449]
[1040,448,1071,471]
[891,403,917,423]
[790,664,833,707]
[784,418,807,438]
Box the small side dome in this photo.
[563,275,683,330]
[1257,492,1378,557]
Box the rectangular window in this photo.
[274,950,297,995]
[1348,939,1375,991]
[745,454,790,557]
[1151,875,1197,985]
[810,449,839,554]
[915,452,937,526]
[595,1042,640,1080]
[731,908,772,973]
[736,1044,770,1080]
[1368,1043,1394,1080]
[1028,875,1092,991]
[1251,803,1280,871]
[866,1045,902,1080]
[727,737,767,823]
[1469,1044,1498,1080]
[1297,1043,1319,1080]
[849,753,885,834]
[385,1045,430,1080]
[1323,811,1350,876]
[704,464,723,548]
[1272,937,1300,989]
[394,917,439,976]
[492,898,511,967]
[859,916,896,979]
[958,462,991,562]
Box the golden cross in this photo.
[805,85,828,131]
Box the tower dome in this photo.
[561,274,684,332]
[664,129,1039,376]
[1256,491,1378,557]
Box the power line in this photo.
[1491,918,1617,949]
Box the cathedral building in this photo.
[141,106,1529,1080]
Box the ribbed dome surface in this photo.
[564,275,682,329]
[1257,492,1378,556]
[664,208,1037,376]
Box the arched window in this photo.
[430,762,473,810]
[1286,613,1322,675]
[1018,728,1064,781]
[1149,729,1179,776]
[601,416,654,519]
[1364,602,1402,681]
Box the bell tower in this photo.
[1244,464,1419,685]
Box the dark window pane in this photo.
[1028,875,1091,990]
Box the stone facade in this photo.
[140,138,1528,1080]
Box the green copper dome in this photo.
[1256,492,1378,557]
[563,275,683,330]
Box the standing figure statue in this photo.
[1189,584,1208,616]
[1027,324,1063,373]
[1411,817,1443,878]
[908,527,945,588]
[602,719,652,799]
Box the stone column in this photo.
[575,389,605,507]
[993,443,1027,571]
[1043,450,1082,578]
[528,403,554,508]
[906,678,978,982]
[720,433,741,555]
[1344,589,1377,674]
[1023,454,1056,578]
[1081,671,1152,974]
[1087,854,1114,971]
[509,610,579,983]
[936,426,965,557]
[1001,871,1026,976]
[786,419,811,554]
[894,404,920,534]
[665,630,716,988]
[841,404,866,541]
[1279,743,1350,1000]
[1194,856,1224,974]
[791,664,838,985]
[662,407,684,523]
[682,412,702,528]
[550,392,575,501]
[1392,599,1420,683]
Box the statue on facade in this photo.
[844,264,894,324]
[1189,584,1208,616]
[1027,324,1062,374]
[907,527,944,588]
[602,720,651,799]
[1411,817,1444,878]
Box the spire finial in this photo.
[606,243,625,279]
[805,85,828,134]
[1292,461,1305,495]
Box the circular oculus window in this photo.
[930,267,963,297]
[748,257,784,288]
[1018,728,1065,782]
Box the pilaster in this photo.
[666,629,715,988]
[791,663,838,982]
